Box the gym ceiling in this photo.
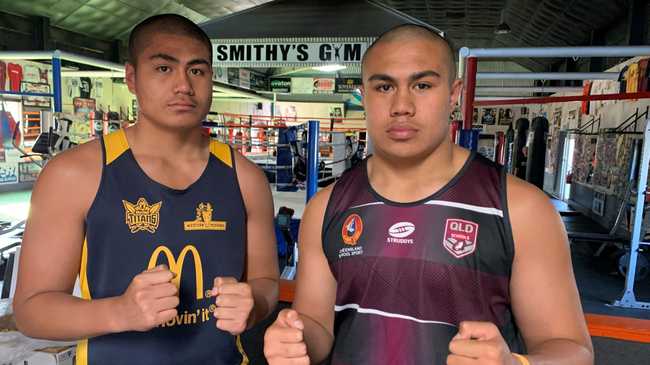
[0,0,636,72]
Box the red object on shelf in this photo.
[449,120,462,144]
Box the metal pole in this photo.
[477,72,620,80]
[476,96,539,101]
[613,119,650,310]
[61,70,125,78]
[214,84,269,101]
[272,92,276,124]
[0,91,54,98]
[474,92,650,106]
[476,86,583,93]
[58,51,124,71]
[0,51,54,60]
[461,57,478,130]
[458,53,466,80]
[0,50,124,72]
[306,120,319,202]
[460,46,650,58]
[52,51,62,112]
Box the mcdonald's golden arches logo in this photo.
[184,202,227,231]
[123,197,162,234]
[148,245,204,299]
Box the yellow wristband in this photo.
[512,353,530,365]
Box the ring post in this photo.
[306,120,319,202]
[52,50,62,112]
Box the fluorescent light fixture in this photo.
[494,9,511,35]
[61,70,125,78]
[313,64,346,72]
[494,22,511,35]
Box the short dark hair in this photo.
[128,14,213,66]
[362,24,457,83]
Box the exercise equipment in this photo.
[495,131,506,165]
[525,116,549,189]
[277,126,298,191]
[618,251,649,281]
[505,123,515,171]
[13,113,89,169]
[511,118,529,178]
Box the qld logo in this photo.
[341,214,363,245]
[443,219,479,258]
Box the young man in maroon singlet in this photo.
[263,25,593,365]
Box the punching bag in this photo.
[512,118,529,179]
[504,123,515,173]
[277,127,297,191]
[526,116,549,189]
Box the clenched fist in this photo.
[115,264,179,332]
[447,321,520,365]
[264,309,309,365]
[212,277,254,335]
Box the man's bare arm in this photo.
[13,142,121,340]
[235,153,280,327]
[293,187,338,362]
[508,176,594,365]
[13,142,179,340]
[264,186,337,364]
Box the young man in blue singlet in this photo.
[13,14,279,364]
[264,25,594,365]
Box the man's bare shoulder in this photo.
[33,139,103,198]
[40,139,101,177]
[309,184,334,209]
[301,184,335,225]
[506,174,549,206]
[230,151,274,214]
[232,150,266,181]
[505,174,559,228]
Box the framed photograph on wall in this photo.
[73,97,96,114]
[520,107,529,116]
[498,108,514,125]
[481,108,496,125]
[21,82,51,108]
[553,108,562,129]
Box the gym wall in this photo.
[539,56,650,132]
[539,56,650,229]
[60,77,136,118]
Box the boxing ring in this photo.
[457,45,650,311]
[203,115,367,279]
[203,113,367,205]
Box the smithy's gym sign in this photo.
[211,40,370,67]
